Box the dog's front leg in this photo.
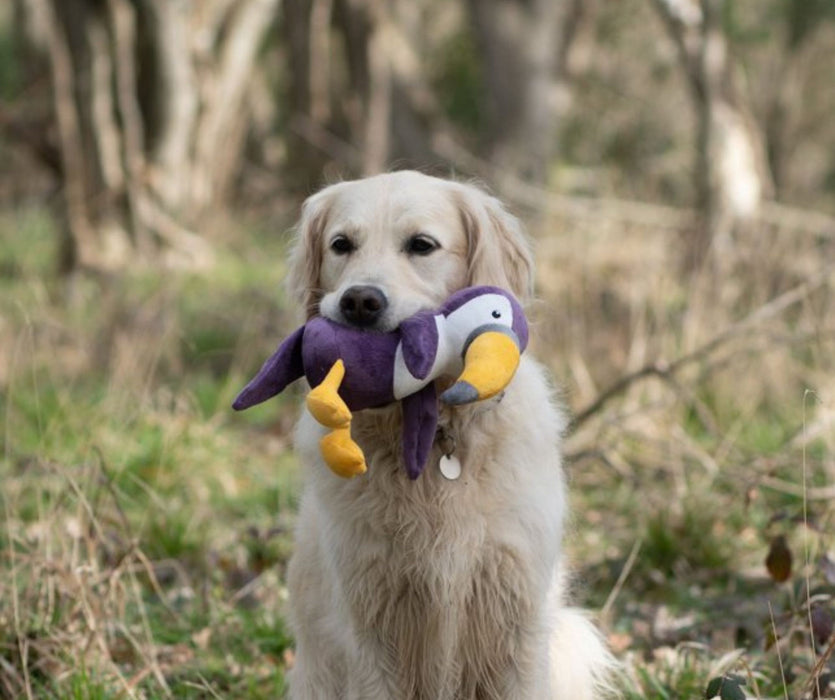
[460,542,555,700]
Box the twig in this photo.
[757,476,835,501]
[804,629,835,699]
[601,538,642,625]
[132,548,181,621]
[92,447,134,539]
[768,601,791,700]
[802,388,815,684]
[569,365,672,434]
[126,567,173,697]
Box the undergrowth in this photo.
[1,205,833,698]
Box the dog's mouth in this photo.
[319,284,429,332]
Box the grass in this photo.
[0,206,301,698]
[1,204,834,698]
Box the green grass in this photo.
[0,206,302,698]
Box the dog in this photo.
[281,171,615,699]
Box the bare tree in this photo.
[465,0,570,185]
[21,0,279,271]
[283,0,337,190]
[650,0,772,267]
[285,0,448,178]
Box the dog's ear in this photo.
[286,190,331,319]
[454,184,534,301]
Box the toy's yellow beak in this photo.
[441,327,521,405]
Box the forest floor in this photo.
[1,204,833,699]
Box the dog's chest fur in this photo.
[296,364,563,698]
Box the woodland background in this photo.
[1,0,834,697]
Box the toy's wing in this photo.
[398,311,439,381]
[401,383,438,480]
[232,325,306,410]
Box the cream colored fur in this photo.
[283,171,615,699]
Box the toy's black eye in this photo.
[492,310,501,319]
[330,234,355,255]
[405,234,439,256]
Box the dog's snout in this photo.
[339,285,388,327]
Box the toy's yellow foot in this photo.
[320,427,367,478]
[307,360,352,428]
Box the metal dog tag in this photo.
[439,454,462,480]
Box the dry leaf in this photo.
[765,535,792,583]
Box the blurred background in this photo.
[1,0,834,697]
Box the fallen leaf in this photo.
[765,535,792,583]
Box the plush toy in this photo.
[233,286,528,480]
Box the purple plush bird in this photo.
[233,286,528,479]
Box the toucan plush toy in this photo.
[233,286,528,480]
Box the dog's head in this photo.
[286,171,533,330]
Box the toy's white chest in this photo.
[392,316,462,399]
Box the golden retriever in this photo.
[282,171,614,699]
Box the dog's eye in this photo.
[405,234,439,256]
[330,235,355,255]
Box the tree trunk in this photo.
[465,0,565,185]
[24,0,279,271]
[288,0,508,179]
[283,0,334,190]
[651,0,772,268]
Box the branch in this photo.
[568,264,835,433]
[432,132,694,230]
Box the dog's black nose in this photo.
[339,285,388,327]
